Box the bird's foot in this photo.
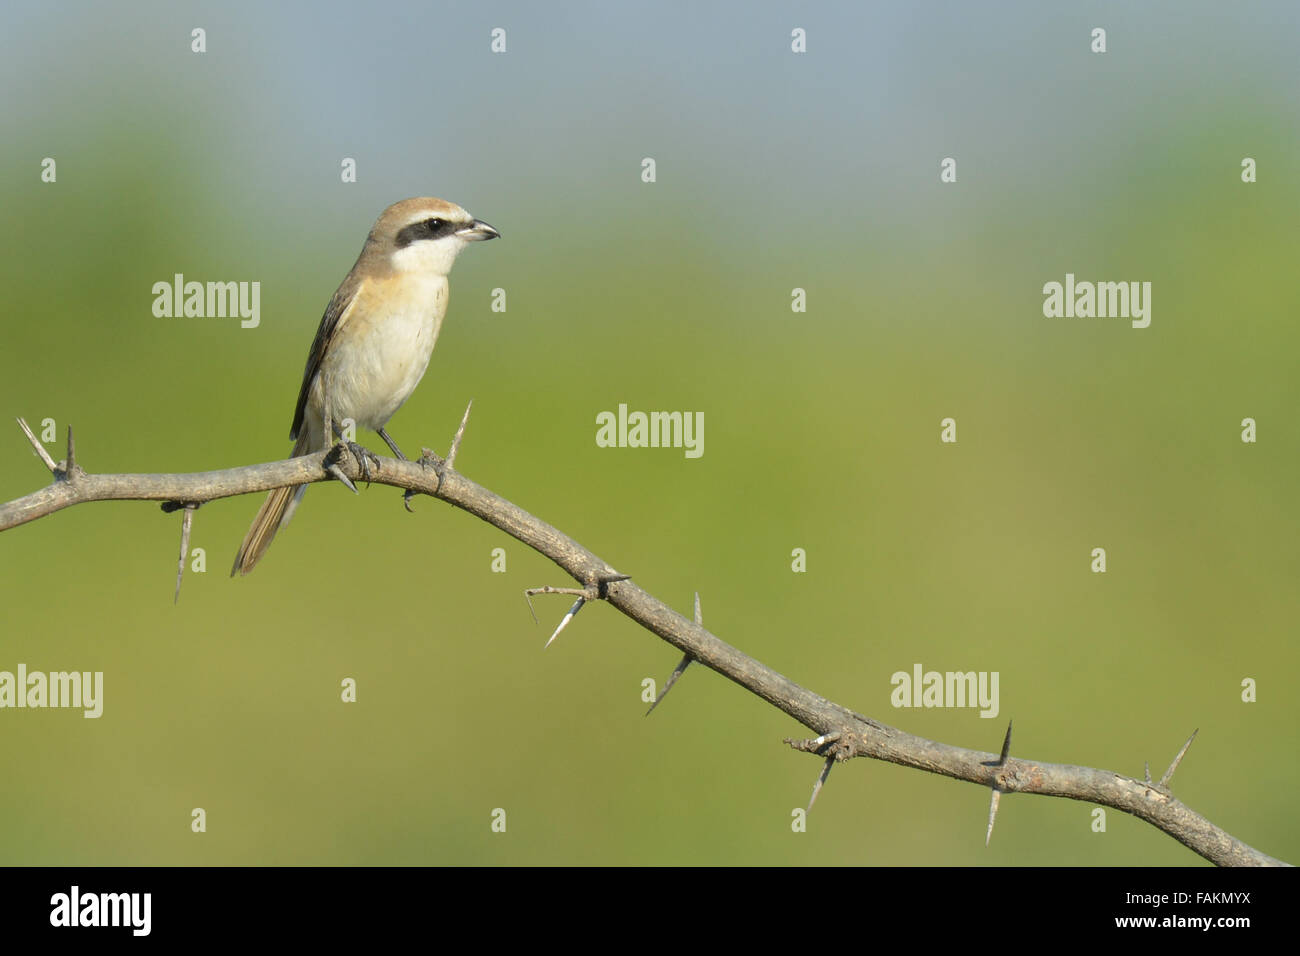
[403,448,442,512]
[322,441,380,493]
[344,441,381,481]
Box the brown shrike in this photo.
[232,197,499,575]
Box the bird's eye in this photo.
[425,218,445,231]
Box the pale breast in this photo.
[312,274,449,433]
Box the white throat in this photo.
[391,236,466,276]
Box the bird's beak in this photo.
[457,219,500,241]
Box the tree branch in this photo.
[2,418,1288,867]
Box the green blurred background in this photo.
[1,1,1297,865]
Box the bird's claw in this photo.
[402,450,442,512]
[343,441,381,482]
[323,441,379,492]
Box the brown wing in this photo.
[289,274,363,441]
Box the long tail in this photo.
[231,433,312,576]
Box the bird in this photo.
[231,197,499,576]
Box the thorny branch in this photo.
[1,416,1288,867]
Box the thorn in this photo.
[645,591,701,715]
[784,730,842,755]
[984,719,1012,846]
[65,424,76,475]
[446,399,473,471]
[981,719,1013,767]
[593,573,631,601]
[524,581,615,648]
[1158,728,1199,789]
[808,755,835,811]
[17,417,58,473]
[524,585,593,629]
[986,789,1002,847]
[174,504,196,604]
[1144,761,1152,786]
[545,598,585,648]
[645,654,691,715]
[404,407,470,511]
[327,463,358,494]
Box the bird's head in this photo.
[370,197,500,276]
